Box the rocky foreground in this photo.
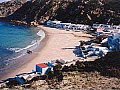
[1,72,120,90]
[0,0,120,25]
[0,52,120,89]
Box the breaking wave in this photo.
[0,29,45,72]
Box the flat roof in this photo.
[36,63,48,68]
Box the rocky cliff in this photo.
[0,0,28,17]
[0,0,120,25]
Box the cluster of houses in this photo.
[46,20,91,31]
[94,24,120,52]
[46,20,120,32]
[74,33,120,59]
[92,24,120,36]
[46,20,120,53]
[73,42,109,59]
[93,24,120,30]
[0,59,66,86]
[0,21,120,87]
[74,29,120,59]
[0,62,54,86]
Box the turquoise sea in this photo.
[0,22,41,72]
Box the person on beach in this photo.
[27,50,32,54]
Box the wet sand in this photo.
[0,25,92,80]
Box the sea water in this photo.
[0,22,41,71]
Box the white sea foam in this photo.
[0,29,46,71]
[7,48,21,52]
[7,29,45,53]
[7,29,45,61]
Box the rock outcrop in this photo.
[0,0,28,17]
[0,0,120,25]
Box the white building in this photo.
[36,63,53,75]
[46,20,91,31]
[93,24,111,29]
[108,32,120,51]
[112,25,120,30]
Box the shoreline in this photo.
[0,26,48,80]
[0,25,92,81]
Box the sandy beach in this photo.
[1,25,92,80]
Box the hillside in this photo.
[1,72,119,90]
[0,0,28,17]
[0,0,120,25]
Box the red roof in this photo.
[36,63,48,68]
[97,28,104,32]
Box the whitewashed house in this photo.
[62,23,72,30]
[108,32,120,51]
[93,24,111,29]
[46,20,91,31]
[112,25,120,29]
[36,63,54,75]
